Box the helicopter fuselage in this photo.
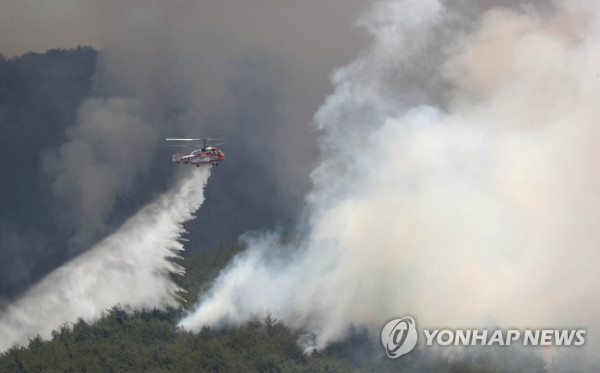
[172,146,225,167]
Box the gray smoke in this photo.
[39,0,371,252]
[181,0,600,369]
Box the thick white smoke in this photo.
[180,0,600,366]
[0,169,209,351]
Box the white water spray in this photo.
[0,168,209,351]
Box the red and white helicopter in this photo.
[166,137,226,167]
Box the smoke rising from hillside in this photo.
[0,169,209,351]
[181,0,600,368]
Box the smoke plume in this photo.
[180,0,600,368]
[0,169,209,351]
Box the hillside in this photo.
[0,46,97,298]
[0,244,547,372]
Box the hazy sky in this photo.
[0,0,369,57]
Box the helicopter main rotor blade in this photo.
[166,138,201,141]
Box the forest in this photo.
[0,244,547,372]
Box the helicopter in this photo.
[166,137,226,167]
